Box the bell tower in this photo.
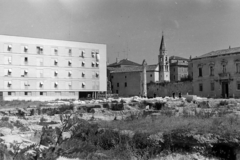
[158,32,170,82]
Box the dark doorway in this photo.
[222,82,229,98]
[79,92,93,100]
[0,92,3,101]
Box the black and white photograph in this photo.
[0,0,240,159]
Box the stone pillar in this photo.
[142,60,147,97]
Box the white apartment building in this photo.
[0,35,107,101]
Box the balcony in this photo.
[219,72,230,78]
[217,72,233,81]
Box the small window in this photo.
[24,46,28,52]
[8,92,12,96]
[82,82,85,88]
[7,81,12,87]
[96,52,100,61]
[237,81,240,90]
[54,82,58,88]
[8,69,12,76]
[116,90,118,94]
[8,57,12,64]
[125,82,127,87]
[223,65,226,73]
[199,83,203,91]
[82,72,85,77]
[24,57,28,64]
[211,82,214,91]
[236,63,240,73]
[91,51,95,58]
[82,61,85,67]
[96,73,99,78]
[24,70,28,76]
[96,62,99,67]
[68,82,72,89]
[69,49,72,56]
[68,71,72,77]
[39,82,43,88]
[54,48,58,55]
[210,66,214,76]
[111,76,113,79]
[92,62,95,67]
[199,67,202,77]
[8,45,12,51]
[150,74,152,77]
[40,92,43,96]
[54,71,58,77]
[37,46,43,54]
[81,51,85,57]
[24,92,28,95]
[117,83,119,87]
[54,60,58,66]
[68,60,72,67]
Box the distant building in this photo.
[108,62,159,96]
[0,35,107,100]
[169,56,189,81]
[158,33,170,82]
[191,46,240,98]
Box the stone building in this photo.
[169,56,189,81]
[190,46,240,98]
[108,63,159,97]
[0,35,107,100]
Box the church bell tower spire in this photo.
[158,31,170,82]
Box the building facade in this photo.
[169,56,189,81]
[158,33,170,82]
[0,35,106,101]
[191,46,240,98]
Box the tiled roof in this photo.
[107,59,141,67]
[108,64,158,73]
[193,47,240,60]
[169,56,189,61]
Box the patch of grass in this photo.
[98,115,240,136]
[0,100,47,109]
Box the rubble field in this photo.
[1,95,240,160]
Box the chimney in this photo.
[229,46,231,49]
[116,58,118,63]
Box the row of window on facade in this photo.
[115,82,127,88]
[6,91,76,96]
[173,67,188,72]
[4,69,99,78]
[198,63,240,77]
[6,81,87,89]
[4,56,99,67]
[198,82,240,92]
[6,44,100,60]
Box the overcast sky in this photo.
[0,0,240,64]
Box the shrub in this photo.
[0,121,13,129]
[1,116,9,121]
[111,103,124,111]
[218,100,229,107]
[152,102,165,110]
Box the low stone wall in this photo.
[147,81,193,97]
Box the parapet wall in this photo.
[147,81,193,97]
